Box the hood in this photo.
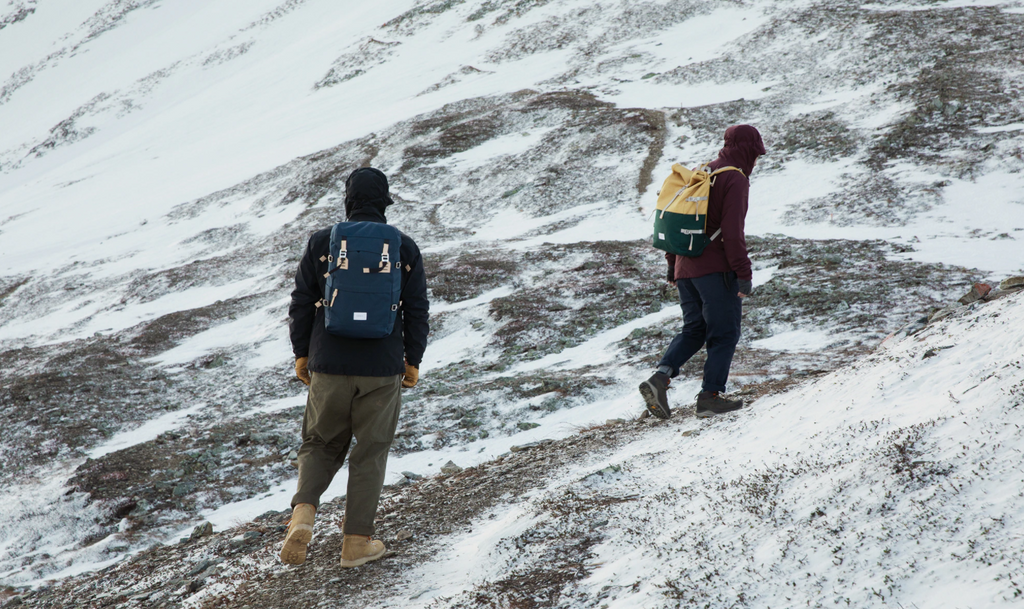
[715,124,766,177]
[344,167,394,220]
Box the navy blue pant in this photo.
[657,272,743,393]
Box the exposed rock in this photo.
[395,529,413,541]
[187,559,213,577]
[509,440,553,452]
[172,481,196,498]
[929,305,962,323]
[440,460,462,475]
[401,471,423,480]
[585,465,622,480]
[189,522,213,540]
[922,345,953,359]
[958,282,992,305]
[999,276,1024,291]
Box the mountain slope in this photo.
[13,286,1024,609]
[0,0,1023,595]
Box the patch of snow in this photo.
[441,129,556,170]
[511,305,679,374]
[751,327,841,352]
[87,402,207,460]
[975,122,1024,133]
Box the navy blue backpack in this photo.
[321,222,403,339]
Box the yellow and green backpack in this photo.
[652,163,744,256]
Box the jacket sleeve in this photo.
[400,245,430,367]
[289,234,321,359]
[719,175,753,281]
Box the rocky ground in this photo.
[2,0,1023,601]
[0,82,999,584]
[0,379,828,609]
[6,277,1023,609]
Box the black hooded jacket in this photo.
[288,168,429,376]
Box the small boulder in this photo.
[396,529,413,541]
[189,522,213,540]
[172,481,196,498]
[958,282,992,305]
[510,440,553,452]
[928,305,961,323]
[999,276,1024,291]
[440,460,462,475]
[187,559,213,577]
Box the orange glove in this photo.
[402,361,419,388]
[295,357,310,386]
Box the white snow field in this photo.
[0,0,1023,601]
[375,291,1024,609]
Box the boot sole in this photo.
[339,546,387,568]
[279,524,313,565]
[638,381,671,419]
[695,405,743,418]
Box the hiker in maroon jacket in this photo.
[639,125,766,419]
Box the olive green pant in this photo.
[291,371,402,536]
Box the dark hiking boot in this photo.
[695,391,743,418]
[279,503,316,565]
[639,372,672,419]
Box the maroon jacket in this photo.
[666,125,765,282]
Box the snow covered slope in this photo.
[19,272,1024,609]
[370,282,1024,609]
[1,0,1023,594]
[367,290,1024,608]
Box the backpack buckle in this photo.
[391,304,398,311]
[381,253,390,264]
[336,244,349,270]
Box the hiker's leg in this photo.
[292,372,356,509]
[342,375,403,536]
[693,272,743,393]
[657,278,707,377]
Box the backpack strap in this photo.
[364,240,393,274]
[338,239,349,270]
[706,166,741,241]
[708,166,744,186]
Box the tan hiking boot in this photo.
[340,534,386,568]
[279,503,316,565]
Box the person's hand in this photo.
[737,279,753,299]
[295,357,310,386]
[402,361,419,388]
[666,267,676,286]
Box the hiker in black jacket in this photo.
[281,167,429,568]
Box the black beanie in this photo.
[344,167,394,218]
